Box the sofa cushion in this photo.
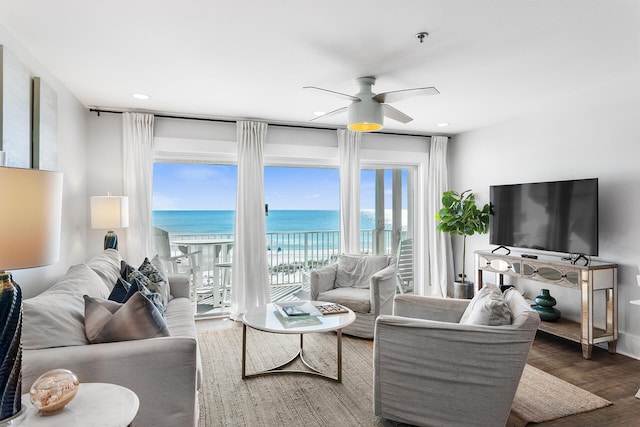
[165,297,198,338]
[108,277,131,302]
[335,255,389,289]
[121,261,166,313]
[459,284,512,326]
[318,287,370,313]
[109,277,149,304]
[151,255,173,301]
[504,288,539,329]
[23,264,111,350]
[139,256,170,306]
[84,293,170,344]
[86,249,122,292]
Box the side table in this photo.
[18,383,139,426]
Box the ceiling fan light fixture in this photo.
[347,100,383,132]
[349,122,383,132]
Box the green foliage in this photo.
[436,190,490,236]
[435,189,490,283]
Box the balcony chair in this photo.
[152,227,203,299]
[373,286,540,427]
[395,238,414,293]
[310,254,397,338]
[212,261,232,308]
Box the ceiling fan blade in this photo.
[310,106,348,121]
[383,104,413,124]
[303,86,360,102]
[374,87,439,104]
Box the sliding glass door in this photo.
[152,162,237,317]
[361,166,415,292]
[152,161,416,318]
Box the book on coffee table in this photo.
[273,311,323,328]
[275,301,322,318]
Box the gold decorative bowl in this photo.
[29,369,80,415]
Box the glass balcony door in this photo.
[152,162,416,318]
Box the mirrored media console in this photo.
[475,250,617,359]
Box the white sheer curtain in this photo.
[122,112,155,265]
[427,136,454,297]
[230,121,270,321]
[337,129,361,255]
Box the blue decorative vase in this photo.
[0,272,23,422]
[533,289,561,322]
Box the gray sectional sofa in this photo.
[21,249,202,427]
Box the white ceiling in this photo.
[0,0,638,135]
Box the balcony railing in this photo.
[170,230,394,284]
[169,229,394,316]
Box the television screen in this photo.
[490,178,598,256]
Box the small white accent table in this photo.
[242,301,355,382]
[19,383,139,426]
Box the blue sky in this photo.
[153,163,406,210]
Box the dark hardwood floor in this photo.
[529,332,640,426]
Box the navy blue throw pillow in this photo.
[123,278,145,302]
[108,277,131,303]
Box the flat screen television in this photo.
[490,178,598,256]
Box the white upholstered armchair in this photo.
[374,288,540,427]
[310,254,397,338]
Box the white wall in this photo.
[85,112,127,259]
[449,74,640,358]
[1,25,90,298]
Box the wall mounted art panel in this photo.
[32,77,58,171]
[0,45,32,168]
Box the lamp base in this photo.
[0,407,25,427]
[0,272,22,424]
[104,231,118,250]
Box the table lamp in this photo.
[90,194,129,250]
[0,167,63,425]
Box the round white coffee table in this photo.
[19,383,139,426]
[242,301,355,382]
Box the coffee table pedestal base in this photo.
[242,324,344,383]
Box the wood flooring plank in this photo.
[530,331,640,426]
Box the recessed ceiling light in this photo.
[436,122,449,127]
[313,111,326,116]
[131,93,150,100]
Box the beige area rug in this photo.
[508,364,611,426]
[197,329,611,427]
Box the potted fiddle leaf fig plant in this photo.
[435,189,491,298]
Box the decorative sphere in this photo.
[30,369,80,415]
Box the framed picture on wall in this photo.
[0,44,32,168]
[32,76,58,171]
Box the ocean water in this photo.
[152,210,392,234]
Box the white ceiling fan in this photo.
[304,76,439,132]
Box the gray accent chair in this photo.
[310,254,397,339]
[374,290,540,427]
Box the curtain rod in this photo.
[88,108,439,138]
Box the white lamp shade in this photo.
[0,167,63,271]
[348,99,383,132]
[90,195,129,229]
